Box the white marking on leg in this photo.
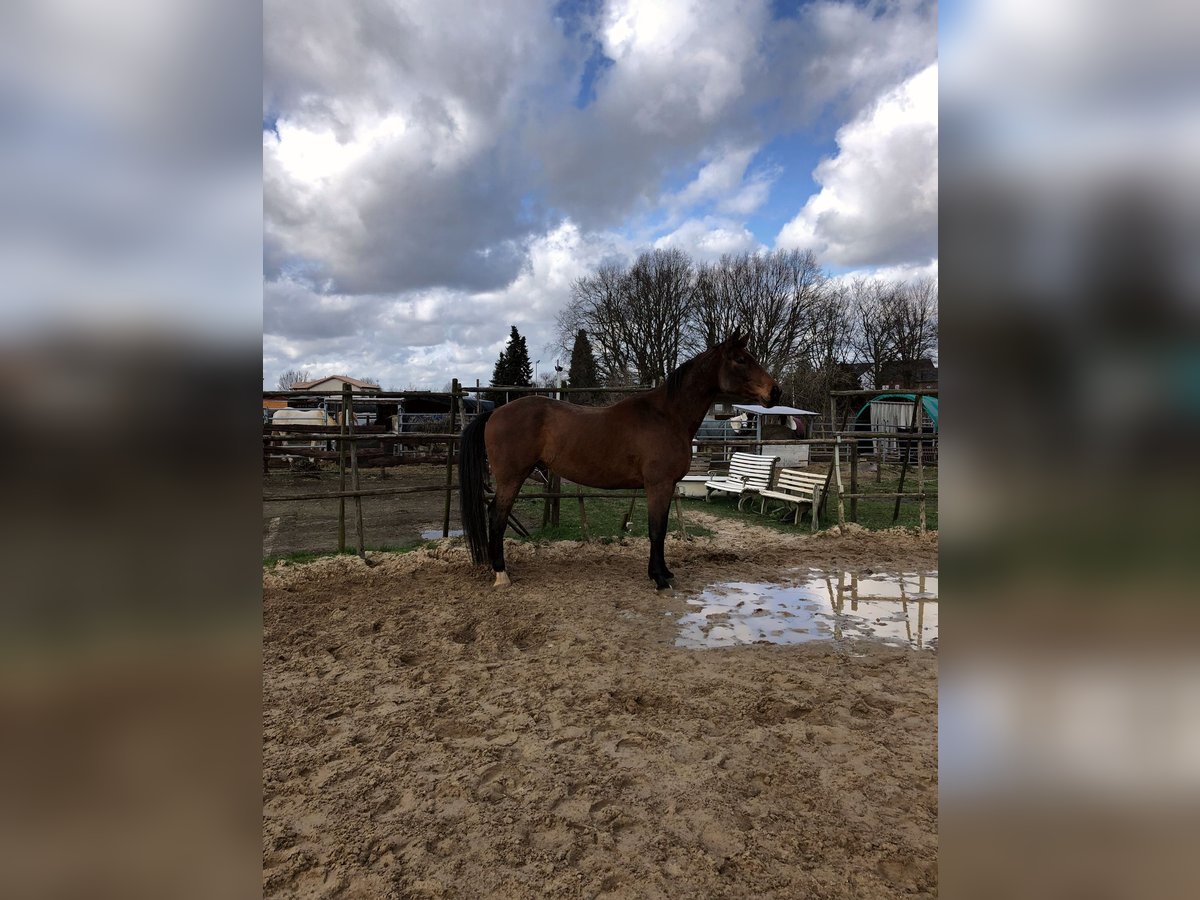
[494,570,512,588]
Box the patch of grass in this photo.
[491,465,936,542]
[263,542,426,567]
[512,490,715,543]
[848,465,938,531]
[852,494,939,531]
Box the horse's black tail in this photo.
[458,410,493,565]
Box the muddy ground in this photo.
[263,517,938,898]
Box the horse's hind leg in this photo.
[488,478,523,587]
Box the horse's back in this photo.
[273,408,335,426]
[487,395,604,448]
[486,394,682,488]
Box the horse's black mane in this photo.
[665,346,717,398]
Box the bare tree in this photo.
[781,280,857,410]
[558,249,696,386]
[691,256,743,351]
[558,262,633,385]
[276,368,310,390]
[691,249,828,376]
[806,281,854,374]
[625,248,696,384]
[889,277,938,368]
[845,276,939,389]
[848,277,900,390]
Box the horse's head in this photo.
[716,332,782,407]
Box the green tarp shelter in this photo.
[856,394,938,432]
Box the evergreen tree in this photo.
[487,325,534,405]
[509,327,534,386]
[488,344,510,405]
[567,329,600,404]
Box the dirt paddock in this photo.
[263,516,938,898]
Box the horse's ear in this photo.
[730,330,748,349]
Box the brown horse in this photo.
[459,333,781,589]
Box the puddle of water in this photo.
[422,528,464,540]
[675,570,937,651]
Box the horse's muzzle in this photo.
[763,384,782,407]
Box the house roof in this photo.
[291,374,380,390]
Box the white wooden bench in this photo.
[705,452,779,510]
[756,468,831,530]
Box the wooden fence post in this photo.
[892,394,922,525]
[443,379,459,538]
[347,392,365,559]
[916,394,926,533]
[833,433,846,531]
[338,385,349,552]
[577,484,590,541]
[876,425,883,483]
[674,495,688,540]
[827,394,836,445]
[850,441,859,523]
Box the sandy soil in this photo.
[263,519,938,898]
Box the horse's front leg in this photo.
[645,483,674,589]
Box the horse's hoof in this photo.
[493,571,511,588]
[654,577,673,591]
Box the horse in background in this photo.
[459,333,781,589]
[269,407,340,467]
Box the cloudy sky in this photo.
[263,0,938,390]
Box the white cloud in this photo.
[264,0,937,283]
[474,222,634,317]
[261,1,938,388]
[266,115,408,185]
[263,0,573,294]
[761,0,938,127]
[777,63,938,267]
[599,0,769,128]
[669,147,755,208]
[718,176,775,217]
[262,221,636,390]
[654,218,763,261]
[868,258,939,284]
[663,145,777,219]
[831,258,939,287]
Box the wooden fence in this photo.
[263,382,938,557]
